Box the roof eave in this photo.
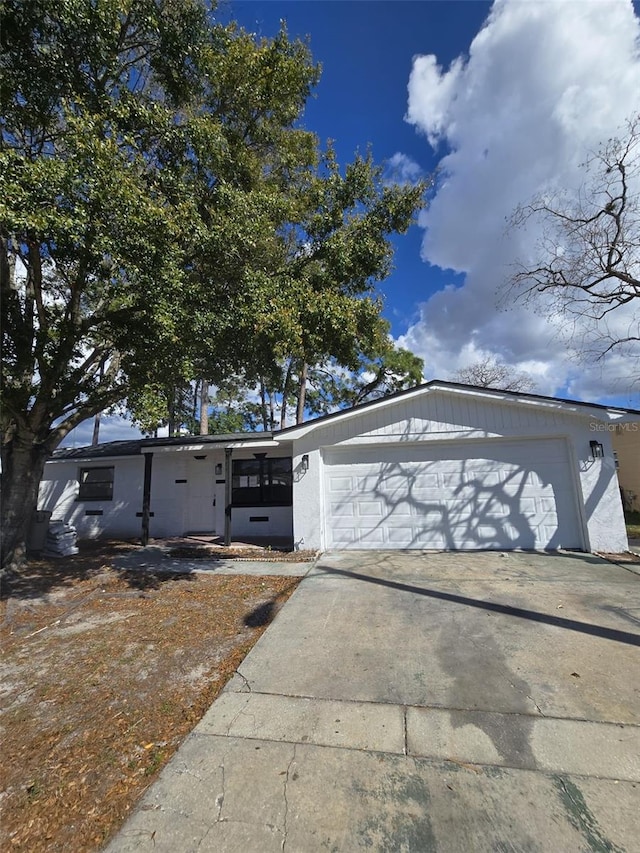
[276,380,640,439]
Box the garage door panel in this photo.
[331,528,357,545]
[358,501,385,516]
[539,497,557,513]
[356,527,385,544]
[407,489,442,504]
[329,501,354,518]
[324,439,582,550]
[414,473,440,489]
[387,527,418,545]
[328,477,354,494]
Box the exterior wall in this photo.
[40,391,633,552]
[41,444,294,543]
[613,425,640,512]
[226,447,293,541]
[291,390,629,553]
[231,506,292,540]
[39,456,145,539]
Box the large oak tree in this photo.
[1,1,426,567]
[0,0,320,566]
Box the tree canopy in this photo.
[0,0,426,567]
[176,341,425,435]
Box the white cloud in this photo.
[61,414,145,447]
[401,0,640,403]
[383,151,424,186]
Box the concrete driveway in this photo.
[106,551,640,852]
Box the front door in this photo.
[186,457,215,533]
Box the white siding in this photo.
[291,390,627,553]
[231,506,292,540]
[40,446,294,542]
[39,456,145,539]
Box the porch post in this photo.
[224,447,233,547]
[141,452,153,546]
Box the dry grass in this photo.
[1,542,300,852]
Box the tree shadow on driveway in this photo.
[316,565,640,647]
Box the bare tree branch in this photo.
[453,356,537,393]
[507,115,640,363]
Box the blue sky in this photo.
[220,0,640,410]
[221,0,490,337]
[66,0,640,445]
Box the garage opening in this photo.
[323,438,584,551]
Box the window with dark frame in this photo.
[232,457,292,507]
[77,466,114,501]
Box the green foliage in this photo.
[0,0,324,564]
[0,0,426,564]
[245,148,427,373]
[1,0,320,446]
[303,343,425,417]
[624,510,640,538]
[196,343,425,432]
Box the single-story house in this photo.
[612,423,640,512]
[39,381,640,553]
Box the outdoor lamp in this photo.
[589,440,604,459]
[301,454,309,472]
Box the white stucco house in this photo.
[38,381,640,553]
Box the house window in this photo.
[232,457,292,507]
[78,467,114,501]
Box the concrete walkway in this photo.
[112,544,312,576]
[105,550,640,852]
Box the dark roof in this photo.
[276,379,640,434]
[53,432,273,461]
[53,440,145,460]
[53,380,640,461]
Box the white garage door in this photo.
[324,439,583,550]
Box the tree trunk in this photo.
[168,390,176,437]
[280,359,294,429]
[296,362,308,424]
[199,379,209,435]
[259,380,269,432]
[1,432,50,570]
[91,363,104,445]
[91,411,101,445]
[268,388,275,431]
[192,378,200,425]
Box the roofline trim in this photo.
[276,380,640,439]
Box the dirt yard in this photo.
[1,542,302,852]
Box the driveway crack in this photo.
[225,693,252,736]
[281,744,297,852]
[501,668,546,716]
[234,669,252,692]
[403,706,408,755]
[526,693,546,716]
[215,759,225,822]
